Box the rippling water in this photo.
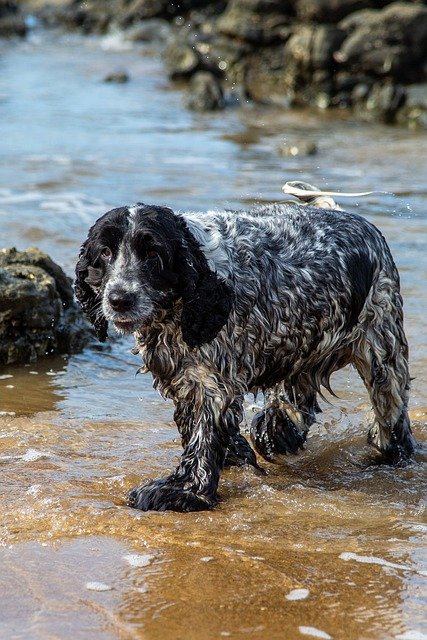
[0,29,426,640]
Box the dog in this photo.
[75,196,417,512]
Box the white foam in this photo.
[21,449,49,462]
[123,553,154,568]
[299,626,332,639]
[85,581,113,592]
[100,30,134,52]
[396,632,427,640]
[340,552,427,577]
[286,588,310,601]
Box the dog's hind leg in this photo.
[224,396,261,470]
[250,379,320,462]
[353,270,417,462]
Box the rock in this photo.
[217,0,293,45]
[41,0,221,32]
[164,40,201,79]
[395,83,427,128]
[355,80,406,123]
[118,0,219,26]
[335,2,427,83]
[278,140,318,156]
[295,0,391,24]
[285,25,346,71]
[338,7,381,32]
[124,19,171,43]
[184,71,224,111]
[193,33,254,83]
[103,70,130,83]
[22,0,427,128]
[51,0,116,34]
[243,45,291,103]
[0,248,92,366]
[244,25,345,105]
[0,0,27,37]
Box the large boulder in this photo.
[217,0,293,44]
[0,248,92,366]
[294,0,393,24]
[243,24,345,105]
[184,71,225,111]
[38,0,222,33]
[336,2,427,83]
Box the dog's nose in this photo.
[108,288,134,312]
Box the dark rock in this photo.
[335,2,427,83]
[25,0,427,129]
[243,45,291,103]
[217,0,294,44]
[194,33,254,83]
[395,83,427,128]
[43,0,221,32]
[338,7,381,32]
[103,70,130,83]
[0,1,26,37]
[244,25,345,105]
[355,80,407,123]
[164,40,201,79]
[184,71,224,111]
[51,0,117,34]
[124,19,171,42]
[351,81,372,103]
[118,0,220,26]
[295,0,392,24]
[278,140,318,156]
[285,25,346,71]
[0,248,92,366]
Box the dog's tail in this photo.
[282,181,379,210]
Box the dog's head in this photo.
[74,204,234,347]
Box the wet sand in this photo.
[1,373,426,639]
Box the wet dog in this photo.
[75,199,417,511]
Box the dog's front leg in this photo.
[128,373,230,512]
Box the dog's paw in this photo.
[128,478,215,512]
[250,407,306,462]
[225,433,264,473]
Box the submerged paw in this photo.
[128,478,215,512]
[250,407,306,462]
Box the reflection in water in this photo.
[0,30,426,640]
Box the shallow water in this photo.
[0,29,426,640]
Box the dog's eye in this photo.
[100,247,112,260]
[146,250,158,259]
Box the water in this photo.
[0,29,426,640]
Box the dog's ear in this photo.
[177,239,234,348]
[74,239,108,342]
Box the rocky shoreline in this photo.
[8,0,426,128]
[0,248,92,366]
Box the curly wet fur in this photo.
[75,202,417,512]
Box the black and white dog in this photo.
[75,197,417,511]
